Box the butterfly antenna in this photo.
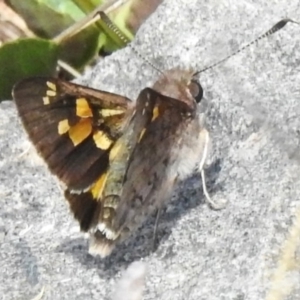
[98,12,164,76]
[194,18,299,76]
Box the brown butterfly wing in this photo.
[13,77,134,192]
[88,87,196,252]
[121,91,195,222]
[63,88,159,232]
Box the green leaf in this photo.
[0,38,58,101]
[72,0,102,14]
[58,25,100,70]
[5,0,85,38]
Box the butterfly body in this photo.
[13,68,208,257]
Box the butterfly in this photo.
[12,17,296,257]
[13,67,217,256]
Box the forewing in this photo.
[114,88,196,232]
[13,77,134,191]
[64,88,158,234]
[89,87,195,252]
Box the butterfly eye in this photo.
[188,80,203,103]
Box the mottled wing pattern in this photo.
[116,88,196,231]
[89,86,198,253]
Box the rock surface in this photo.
[1,0,300,299]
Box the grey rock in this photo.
[1,0,300,299]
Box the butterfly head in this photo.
[152,68,203,109]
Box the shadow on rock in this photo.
[56,158,223,278]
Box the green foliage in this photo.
[1,0,136,100]
[6,0,86,38]
[0,39,58,100]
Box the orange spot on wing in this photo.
[109,142,122,161]
[93,131,112,150]
[68,119,92,146]
[100,108,124,117]
[58,119,70,135]
[46,81,56,91]
[43,96,50,105]
[46,90,56,97]
[151,106,160,122]
[76,98,93,118]
[91,172,108,199]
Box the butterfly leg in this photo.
[199,129,227,210]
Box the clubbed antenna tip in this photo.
[194,18,299,76]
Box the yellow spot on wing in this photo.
[151,106,159,122]
[68,119,92,146]
[46,90,56,97]
[109,142,122,161]
[76,98,92,117]
[100,108,124,117]
[93,131,112,150]
[58,119,70,135]
[43,96,50,105]
[138,128,146,143]
[91,172,108,199]
[46,81,56,91]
